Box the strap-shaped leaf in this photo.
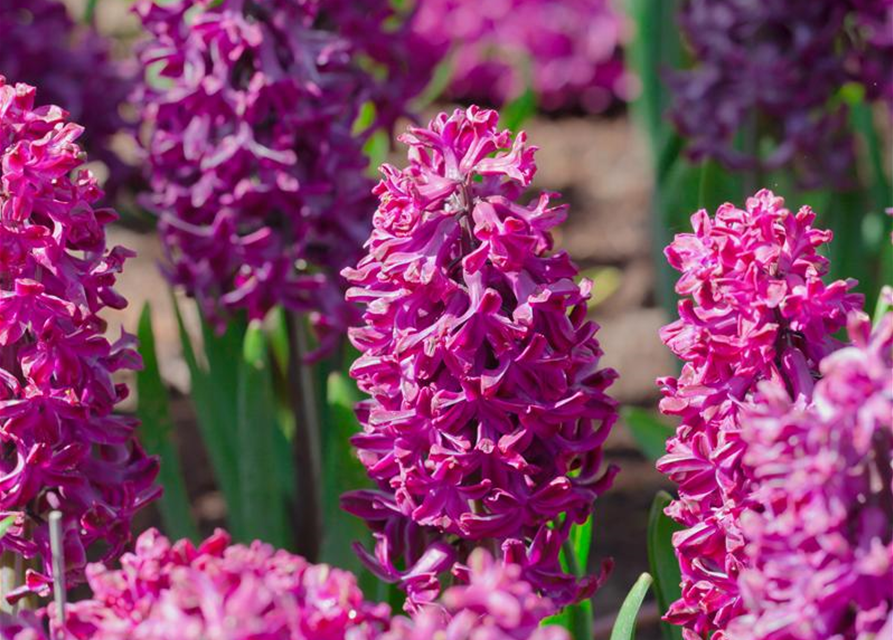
[610,573,653,640]
[648,492,684,640]
[136,303,198,542]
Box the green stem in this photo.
[287,313,323,560]
[84,0,99,24]
[561,539,594,640]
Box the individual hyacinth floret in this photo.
[342,106,619,608]
[727,311,893,640]
[656,190,863,637]
[411,0,632,112]
[0,0,137,198]
[0,78,159,597]
[134,0,434,350]
[54,528,391,640]
[669,0,892,188]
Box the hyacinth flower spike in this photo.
[342,106,619,609]
[655,189,870,638]
[0,77,159,599]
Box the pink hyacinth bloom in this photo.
[656,190,863,637]
[53,533,566,640]
[342,106,618,608]
[383,548,568,640]
[0,613,47,640]
[0,78,158,598]
[411,0,632,112]
[728,311,893,640]
[133,0,436,352]
[54,528,391,640]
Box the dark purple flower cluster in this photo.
[851,0,893,107]
[411,0,632,112]
[134,0,434,347]
[656,190,862,637]
[728,311,892,640]
[670,0,892,188]
[0,78,158,597]
[342,106,618,609]
[0,0,136,198]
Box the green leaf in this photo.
[648,492,684,640]
[874,286,892,327]
[136,303,199,542]
[0,516,16,541]
[542,525,593,637]
[610,573,654,640]
[171,295,244,538]
[621,407,674,461]
[84,0,99,24]
[319,371,373,571]
[570,514,593,572]
[236,323,291,547]
[626,0,683,159]
[501,87,538,132]
[411,54,455,112]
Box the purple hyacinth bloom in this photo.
[0,78,159,598]
[0,0,137,198]
[851,0,893,107]
[726,311,893,640]
[656,190,863,637]
[133,0,434,348]
[411,0,632,112]
[342,106,619,608]
[669,0,891,188]
[53,528,391,640]
[383,549,569,640]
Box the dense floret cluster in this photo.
[727,312,893,640]
[342,106,618,608]
[55,528,390,640]
[134,0,434,348]
[656,190,863,636]
[383,549,568,640]
[0,0,136,197]
[670,0,893,187]
[411,0,631,112]
[0,78,158,597]
[52,532,565,640]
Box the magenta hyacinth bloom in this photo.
[133,0,433,348]
[726,311,893,640]
[0,78,159,597]
[54,528,390,640]
[0,614,47,640]
[412,0,632,112]
[383,549,568,640]
[656,190,863,637]
[342,106,619,608]
[0,0,137,198]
